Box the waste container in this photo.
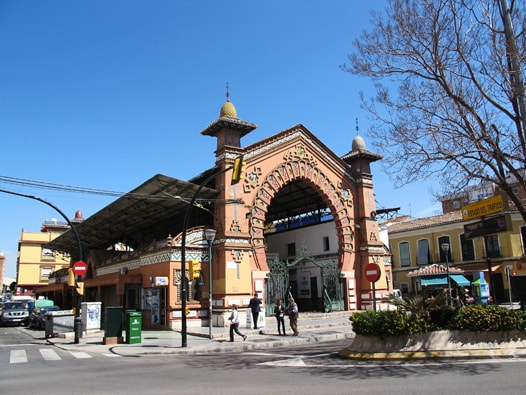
[126,311,142,344]
[104,306,123,338]
[45,310,74,339]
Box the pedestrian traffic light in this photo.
[189,260,200,280]
[231,155,246,185]
[68,268,75,286]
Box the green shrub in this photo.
[350,310,431,337]
[429,307,458,329]
[350,305,526,336]
[453,304,524,331]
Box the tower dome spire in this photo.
[220,82,237,118]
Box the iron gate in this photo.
[265,253,344,314]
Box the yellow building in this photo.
[16,213,82,297]
[387,209,526,304]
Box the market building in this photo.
[39,98,392,330]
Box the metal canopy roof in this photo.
[48,171,331,257]
[47,173,218,255]
[265,178,329,223]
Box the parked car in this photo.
[29,305,61,329]
[0,301,30,326]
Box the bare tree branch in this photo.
[343,0,526,221]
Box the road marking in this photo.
[69,351,93,359]
[40,348,62,361]
[259,358,306,367]
[0,343,35,348]
[245,352,309,358]
[10,350,28,364]
[103,353,122,358]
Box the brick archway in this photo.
[248,157,356,273]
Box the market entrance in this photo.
[265,250,343,315]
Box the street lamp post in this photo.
[204,228,216,339]
[179,165,233,348]
[441,243,452,306]
[0,189,84,343]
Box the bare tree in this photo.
[344,0,526,221]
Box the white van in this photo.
[10,296,34,303]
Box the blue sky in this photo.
[0,0,440,279]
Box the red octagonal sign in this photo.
[364,263,381,283]
[72,261,88,276]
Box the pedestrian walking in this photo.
[228,304,247,342]
[288,298,299,336]
[248,292,262,329]
[274,299,286,335]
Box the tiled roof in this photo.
[385,211,463,234]
[408,263,464,277]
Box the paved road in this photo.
[2,326,526,395]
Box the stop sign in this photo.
[364,263,381,283]
[72,261,88,276]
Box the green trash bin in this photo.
[126,311,142,344]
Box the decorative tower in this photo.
[200,89,257,311]
[342,132,392,309]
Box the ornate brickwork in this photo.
[248,145,355,255]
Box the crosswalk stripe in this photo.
[10,350,28,364]
[40,348,62,361]
[6,348,122,364]
[69,351,93,359]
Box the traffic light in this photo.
[231,155,246,185]
[185,306,190,316]
[189,260,200,280]
[68,268,75,286]
[76,282,85,296]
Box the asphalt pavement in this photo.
[43,311,354,356]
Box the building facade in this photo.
[387,209,526,303]
[37,99,392,330]
[15,216,81,298]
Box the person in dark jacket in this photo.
[248,292,262,329]
[274,299,286,335]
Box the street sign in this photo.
[364,263,381,283]
[462,194,507,221]
[463,214,511,239]
[72,260,88,276]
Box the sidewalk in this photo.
[44,311,354,356]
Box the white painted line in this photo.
[259,358,306,367]
[10,349,28,364]
[40,348,62,361]
[69,351,93,359]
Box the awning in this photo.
[450,274,471,287]
[420,274,471,287]
[421,276,448,286]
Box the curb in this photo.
[339,347,526,360]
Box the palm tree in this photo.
[388,291,446,319]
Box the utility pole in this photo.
[500,0,526,143]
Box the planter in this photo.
[340,330,526,359]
